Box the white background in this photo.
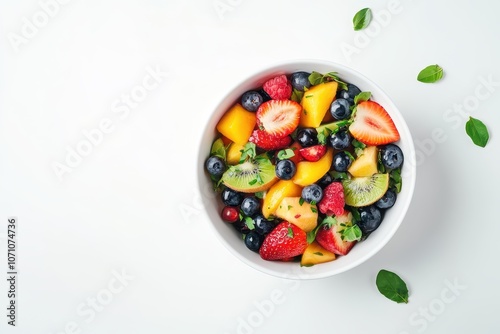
[1,0,499,333]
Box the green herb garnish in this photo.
[465,116,489,147]
[353,8,372,31]
[417,64,444,83]
[376,269,409,304]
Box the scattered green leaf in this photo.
[255,191,265,199]
[210,138,227,159]
[331,171,349,181]
[341,224,362,242]
[353,8,372,31]
[288,205,293,210]
[311,207,317,213]
[376,269,409,304]
[313,252,324,256]
[465,117,489,147]
[389,168,402,193]
[354,91,371,105]
[417,64,444,83]
[245,217,255,230]
[239,142,257,163]
[291,88,304,103]
[277,148,296,160]
[287,227,294,238]
[299,197,305,206]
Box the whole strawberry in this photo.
[259,221,308,261]
[318,182,345,216]
[263,75,292,100]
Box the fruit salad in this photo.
[205,71,404,267]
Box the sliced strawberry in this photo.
[256,100,301,138]
[259,221,308,261]
[249,130,292,151]
[315,212,356,256]
[349,101,400,145]
[299,145,327,162]
[318,182,345,216]
[263,75,292,100]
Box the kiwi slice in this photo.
[221,156,278,193]
[342,173,389,207]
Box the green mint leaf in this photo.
[341,225,362,242]
[317,129,329,145]
[313,252,323,256]
[465,117,489,147]
[291,88,304,103]
[288,205,293,210]
[308,71,324,85]
[350,208,361,223]
[311,207,317,213]
[354,91,371,105]
[210,138,227,159]
[299,197,305,206]
[323,216,337,228]
[287,227,294,238]
[245,217,255,230]
[248,179,258,186]
[351,139,366,150]
[331,171,349,181]
[239,142,257,163]
[417,64,444,83]
[277,149,296,160]
[353,8,372,31]
[344,150,356,162]
[390,168,402,193]
[255,191,265,199]
[376,269,409,304]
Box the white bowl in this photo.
[197,60,416,279]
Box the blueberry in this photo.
[329,129,351,150]
[245,231,264,252]
[380,144,404,169]
[330,98,352,120]
[241,90,263,112]
[302,184,323,203]
[317,173,333,188]
[296,128,318,147]
[257,88,272,102]
[375,189,397,209]
[205,156,226,177]
[241,196,260,216]
[332,152,352,172]
[290,71,311,91]
[337,83,361,104]
[253,214,275,235]
[233,219,251,234]
[221,188,244,206]
[357,206,383,235]
[275,159,296,180]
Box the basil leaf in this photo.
[308,71,324,85]
[291,88,304,103]
[255,191,265,199]
[353,8,372,31]
[376,269,409,304]
[239,142,257,163]
[417,64,444,83]
[210,138,227,159]
[277,148,295,160]
[287,227,294,238]
[245,217,255,230]
[341,224,362,242]
[354,91,371,105]
[465,117,489,147]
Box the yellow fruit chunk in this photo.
[226,142,245,165]
[301,241,336,266]
[348,146,379,177]
[299,81,338,128]
[292,148,333,187]
[262,180,303,218]
[216,104,256,144]
[275,197,318,232]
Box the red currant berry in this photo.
[221,206,239,223]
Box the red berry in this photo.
[318,182,345,216]
[263,75,292,100]
[299,145,327,162]
[249,130,292,151]
[259,222,308,261]
[221,206,239,223]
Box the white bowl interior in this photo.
[197,60,416,279]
